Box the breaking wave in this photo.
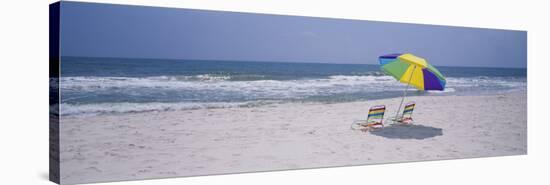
[59,74,526,116]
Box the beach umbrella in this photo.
[378,53,446,121]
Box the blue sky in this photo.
[59,1,527,68]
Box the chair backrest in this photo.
[367,105,385,123]
[403,102,415,118]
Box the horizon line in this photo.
[60,55,527,69]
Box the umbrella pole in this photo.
[394,65,416,124]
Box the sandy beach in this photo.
[59,92,526,184]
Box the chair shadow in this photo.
[370,124,443,139]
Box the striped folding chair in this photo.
[351,105,386,131]
[397,102,415,124]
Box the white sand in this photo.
[59,92,526,184]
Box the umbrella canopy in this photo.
[379,53,446,91]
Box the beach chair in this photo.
[351,105,386,131]
[395,101,415,124]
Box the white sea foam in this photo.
[60,75,525,93]
[59,75,526,116]
[60,75,400,90]
[59,76,384,101]
[428,87,456,93]
[328,75,395,82]
[446,77,526,88]
[59,101,281,116]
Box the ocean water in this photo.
[59,57,526,116]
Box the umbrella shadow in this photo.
[370,124,443,139]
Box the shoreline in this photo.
[59,89,525,118]
[59,91,527,184]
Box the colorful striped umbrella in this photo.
[378,53,446,121]
[379,53,446,91]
